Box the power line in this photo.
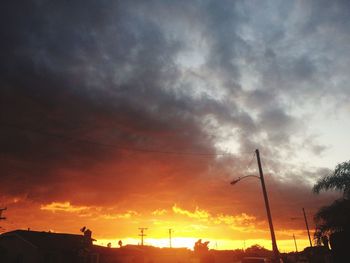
[2,123,238,157]
[245,151,256,171]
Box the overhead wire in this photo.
[1,123,247,157]
[260,157,315,227]
[245,151,256,172]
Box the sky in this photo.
[1,0,350,252]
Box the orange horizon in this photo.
[1,200,316,253]
[94,237,312,253]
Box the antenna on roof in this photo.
[80,226,86,233]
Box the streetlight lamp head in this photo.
[230,178,240,185]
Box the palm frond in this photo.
[313,161,350,199]
[313,199,350,242]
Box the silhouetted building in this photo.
[301,246,332,263]
[92,245,192,263]
[92,245,143,263]
[0,229,98,263]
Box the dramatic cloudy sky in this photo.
[1,0,349,251]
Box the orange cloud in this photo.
[99,210,139,220]
[171,204,259,233]
[172,204,210,220]
[40,202,90,213]
[151,209,167,216]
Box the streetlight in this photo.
[290,208,313,247]
[293,234,298,252]
[302,208,313,247]
[230,149,280,263]
[230,175,260,185]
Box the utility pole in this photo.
[302,208,312,247]
[256,149,280,262]
[169,229,172,248]
[138,228,147,246]
[293,234,298,252]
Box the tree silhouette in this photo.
[313,161,350,261]
[194,239,214,263]
[313,199,350,242]
[245,244,271,257]
[313,161,350,199]
[194,239,209,255]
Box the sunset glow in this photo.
[1,0,349,259]
[3,199,320,252]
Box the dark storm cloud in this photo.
[0,0,257,205]
[217,0,350,160]
[254,0,350,99]
[257,107,297,145]
[0,0,347,218]
[203,0,248,82]
[298,0,350,36]
[0,0,218,201]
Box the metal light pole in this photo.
[169,229,172,248]
[293,234,298,252]
[231,149,280,262]
[302,208,313,247]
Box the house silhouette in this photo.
[0,229,194,263]
[0,229,98,263]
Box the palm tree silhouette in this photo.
[313,161,350,199]
[313,161,350,262]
